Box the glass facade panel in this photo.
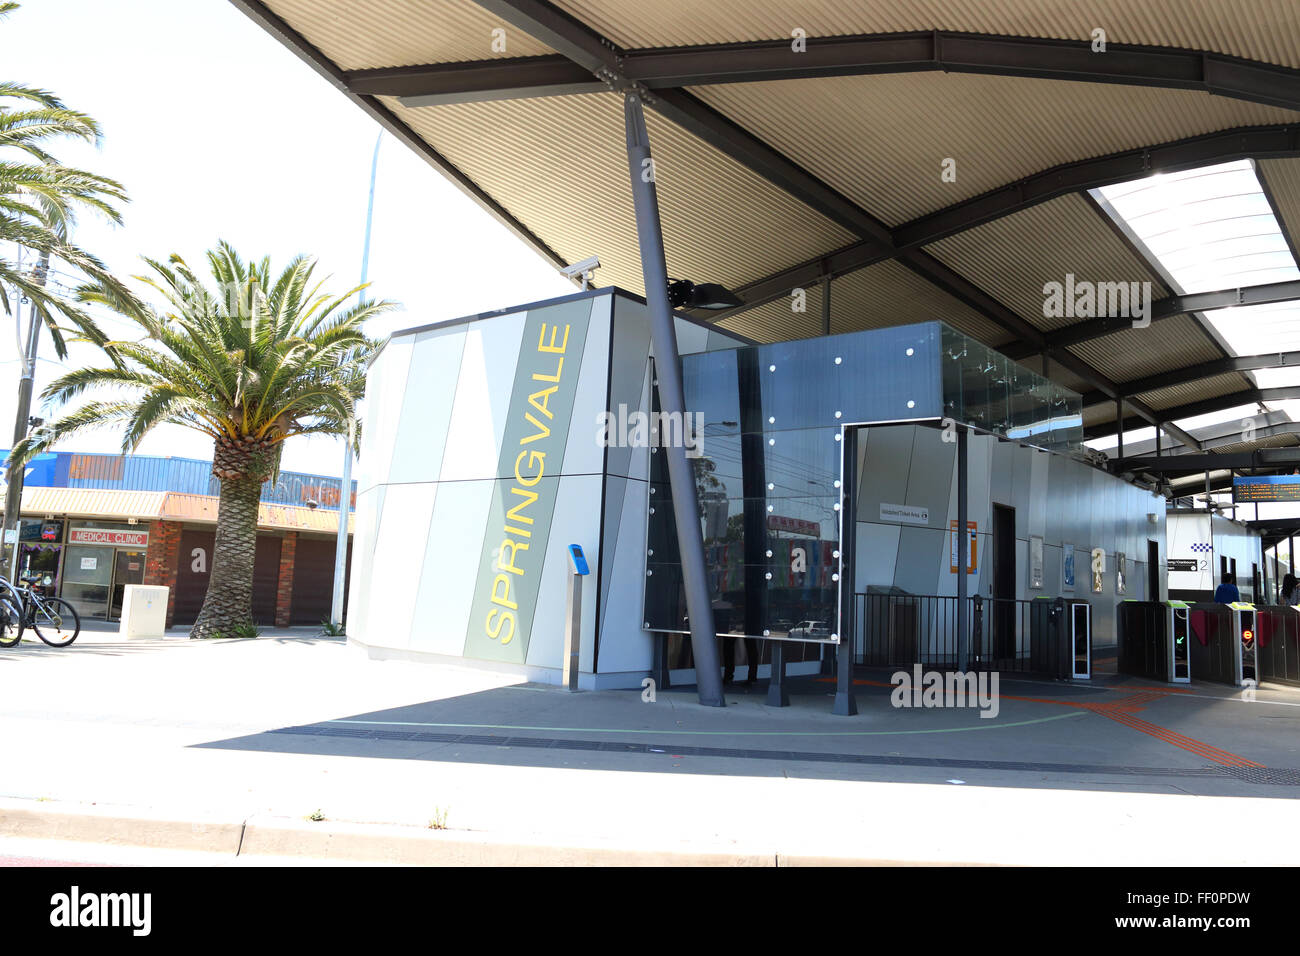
[940,325,1081,453]
[644,321,1081,641]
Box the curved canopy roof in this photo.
[231,0,1300,492]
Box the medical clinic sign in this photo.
[69,528,149,548]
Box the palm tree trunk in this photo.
[189,436,275,639]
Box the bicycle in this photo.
[0,574,80,647]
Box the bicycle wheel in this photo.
[30,597,80,647]
[0,599,21,647]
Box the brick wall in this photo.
[143,520,182,627]
[275,532,297,628]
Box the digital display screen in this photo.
[1233,475,1300,503]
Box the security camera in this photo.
[559,256,600,289]
[560,256,600,279]
[305,499,318,510]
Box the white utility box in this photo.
[119,585,169,640]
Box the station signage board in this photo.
[1233,475,1300,503]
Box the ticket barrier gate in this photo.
[1186,602,1257,687]
[1028,597,1091,679]
[1117,600,1190,684]
[1255,606,1300,687]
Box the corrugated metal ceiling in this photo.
[386,91,857,299]
[1068,316,1225,384]
[693,75,1300,227]
[267,0,555,68]
[923,194,1169,333]
[554,0,1300,69]
[1260,158,1300,258]
[1133,371,1260,413]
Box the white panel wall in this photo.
[356,338,414,493]
[438,312,527,483]
[408,477,498,655]
[525,474,603,669]
[386,327,467,485]
[363,482,437,648]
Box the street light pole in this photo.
[330,132,381,629]
[3,250,50,579]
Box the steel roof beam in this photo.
[1006,278,1300,361]
[695,125,1300,324]
[896,253,1200,450]
[1080,350,1300,407]
[350,56,605,105]
[1086,386,1300,438]
[353,32,1300,113]
[1115,448,1300,472]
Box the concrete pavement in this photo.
[1,636,1299,864]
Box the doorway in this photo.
[109,549,146,619]
[991,504,1016,659]
[1147,539,1160,600]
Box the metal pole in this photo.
[4,251,49,580]
[1115,399,1124,460]
[330,132,381,629]
[957,425,969,671]
[623,93,724,707]
[833,424,858,716]
[563,569,581,691]
[821,273,831,336]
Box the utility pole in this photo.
[3,250,50,578]
[330,132,381,630]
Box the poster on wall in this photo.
[949,519,977,573]
[1116,551,1127,594]
[1091,547,1105,593]
[1063,545,1075,591]
[1029,535,1044,589]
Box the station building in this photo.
[1,450,353,626]
[236,0,1300,700]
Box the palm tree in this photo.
[12,241,396,638]
[1,1,139,352]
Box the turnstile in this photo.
[1186,602,1256,687]
[1256,606,1300,686]
[1117,600,1190,683]
[1028,597,1091,679]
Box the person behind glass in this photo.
[1213,572,1240,604]
[1282,573,1298,606]
[723,634,762,686]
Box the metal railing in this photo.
[854,593,1081,676]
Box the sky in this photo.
[0,0,572,477]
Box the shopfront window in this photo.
[60,521,150,620]
[13,517,64,590]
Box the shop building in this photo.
[2,451,353,626]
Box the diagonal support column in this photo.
[624,93,725,707]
